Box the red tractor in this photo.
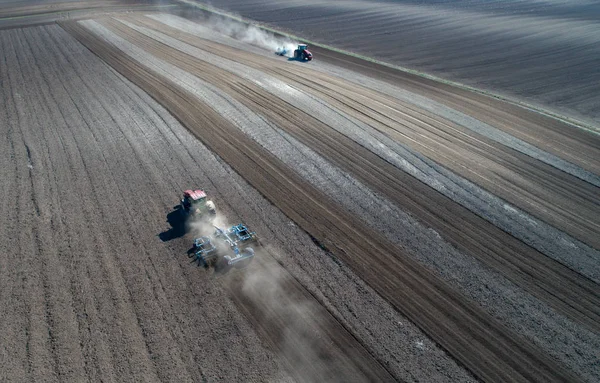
[294,44,313,61]
[180,189,216,219]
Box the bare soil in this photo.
[1,2,599,383]
[193,0,600,127]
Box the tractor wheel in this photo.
[215,257,231,273]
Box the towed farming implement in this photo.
[193,223,260,268]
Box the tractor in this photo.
[193,223,259,268]
[180,189,216,219]
[294,44,313,61]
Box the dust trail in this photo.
[187,212,227,238]
[207,13,297,56]
[173,3,298,56]
[228,246,369,383]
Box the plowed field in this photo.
[1,2,599,383]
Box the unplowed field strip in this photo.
[61,20,580,383]
[99,16,600,334]
[131,15,600,251]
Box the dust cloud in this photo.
[207,13,297,56]
[187,211,227,238]
[233,246,351,382]
[175,0,298,56]
[189,210,343,381]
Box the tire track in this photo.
[0,29,32,383]
[28,34,145,383]
[35,41,187,383]
[17,26,103,382]
[16,25,166,383]
[62,19,580,382]
[29,24,178,383]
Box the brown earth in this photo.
[2,1,600,383]
[62,16,587,383]
[0,17,398,382]
[104,15,600,333]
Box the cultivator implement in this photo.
[193,223,259,268]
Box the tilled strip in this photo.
[307,45,600,173]
[61,19,580,382]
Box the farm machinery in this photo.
[276,46,289,56]
[180,189,216,219]
[276,44,313,61]
[192,223,260,268]
[294,44,312,61]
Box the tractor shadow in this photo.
[158,205,186,242]
[186,246,196,256]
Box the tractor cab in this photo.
[181,189,216,216]
[294,44,313,61]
